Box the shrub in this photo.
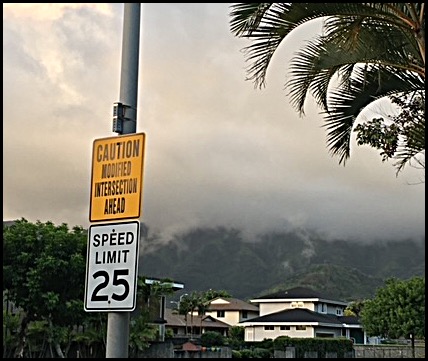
[201,331,225,347]
[273,336,353,358]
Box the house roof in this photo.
[337,315,361,325]
[164,308,230,329]
[251,287,347,305]
[164,308,188,327]
[182,341,201,351]
[207,297,259,312]
[239,307,360,327]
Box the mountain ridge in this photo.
[139,225,425,301]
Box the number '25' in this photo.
[91,269,130,301]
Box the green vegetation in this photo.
[177,289,231,336]
[226,326,245,350]
[201,331,225,347]
[360,277,425,358]
[274,336,353,358]
[3,219,425,357]
[344,299,366,317]
[354,93,425,176]
[230,3,424,174]
[140,225,425,301]
[3,219,177,358]
[232,338,273,358]
[3,218,87,357]
[259,264,384,301]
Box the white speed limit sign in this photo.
[84,221,140,312]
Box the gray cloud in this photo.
[3,4,425,244]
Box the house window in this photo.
[321,303,327,313]
[264,326,274,331]
[280,326,290,330]
[336,308,342,316]
[242,311,248,319]
[316,332,334,338]
[296,325,306,331]
[217,310,225,318]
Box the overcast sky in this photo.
[3,3,425,244]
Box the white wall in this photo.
[259,301,315,316]
[245,325,314,342]
[205,310,239,326]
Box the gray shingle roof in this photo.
[337,315,361,325]
[253,287,344,303]
[207,297,259,312]
[164,308,230,329]
[240,308,345,325]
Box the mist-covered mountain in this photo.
[139,225,425,302]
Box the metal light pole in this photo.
[179,293,189,309]
[106,3,141,358]
[170,293,188,310]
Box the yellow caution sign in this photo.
[89,133,145,222]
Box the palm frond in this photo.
[231,3,424,88]
[393,149,425,174]
[230,3,425,171]
[323,68,424,164]
[287,37,360,114]
[324,16,423,74]
[230,3,379,88]
[229,3,273,36]
[286,26,421,116]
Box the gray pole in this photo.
[118,3,140,135]
[106,3,141,358]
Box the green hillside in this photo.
[256,263,385,302]
[139,225,425,301]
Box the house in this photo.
[164,307,230,338]
[239,287,366,344]
[203,297,260,327]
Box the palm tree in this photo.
[130,276,175,351]
[229,3,425,171]
[187,292,201,337]
[178,295,192,336]
[196,299,210,336]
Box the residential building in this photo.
[164,308,230,337]
[239,287,365,344]
[204,297,260,326]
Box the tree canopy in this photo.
[360,277,425,357]
[229,3,425,174]
[3,218,87,324]
[3,219,181,357]
[3,218,88,357]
